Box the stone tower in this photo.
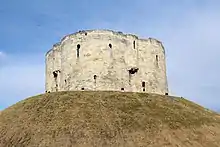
[45,29,168,94]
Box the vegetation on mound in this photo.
[1,91,220,147]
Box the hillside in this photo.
[1,91,220,147]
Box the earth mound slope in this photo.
[1,91,220,147]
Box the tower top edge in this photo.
[46,29,164,56]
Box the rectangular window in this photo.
[142,81,145,87]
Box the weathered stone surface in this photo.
[45,30,168,94]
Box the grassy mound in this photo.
[1,91,220,147]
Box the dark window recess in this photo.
[133,41,136,49]
[142,81,145,87]
[165,93,168,95]
[77,44,80,49]
[121,88,124,91]
[128,67,139,74]
[109,44,112,48]
[143,88,145,92]
[52,70,60,78]
[81,88,85,90]
[94,75,97,80]
[77,49,79,58]
[156,55,159,67]
[64,79,67,83]
[53,71,58,78]
[77,44,80,58]
[85,32,87,35]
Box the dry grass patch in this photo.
[0,91,220,147]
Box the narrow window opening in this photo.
[53,71,58,78]
[165,93,168,95]
[156,55,159,67]
[81,88,84,90]
[133,41,135,49]
[52,70,60,92]
[121,88,124,91]
[142,81,145,87]
[94,75,97,90]
[109,44,112,48]
[142,82,146,92]
[77,44,80,58]
[77,44,80,49]
[85,32,87,36]
[52,70,60,78]
[94,75,97,80]
[64,79,67,83]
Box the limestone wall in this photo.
[45,30,168,94]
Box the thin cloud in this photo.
[0,53,44,110]
[0,51,5,58]
[0,51,7,67]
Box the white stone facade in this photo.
[45,30,168,94]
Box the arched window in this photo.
[109,43,112,48]
[77,44,80,49]
[77,44,80,58]
[133,41,135,49]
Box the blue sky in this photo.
[0,0,220,111]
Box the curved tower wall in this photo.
[45,30,168,94]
